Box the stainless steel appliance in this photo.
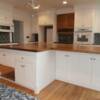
[0,25,14,43]
[74,28,93,44]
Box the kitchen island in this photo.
[0,43,100,93]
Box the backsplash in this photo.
[0,32,10,43]
[94,33,100,45]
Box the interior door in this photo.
[13,20,24,43]
[44,26,53,44]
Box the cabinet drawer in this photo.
[15,55,35,63]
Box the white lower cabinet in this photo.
[56,51,73,82]
[15,51,56,94]
[1,49,100,92]
[15,62,35,90]
[36,51,56,93]
[92,55,100,90]
[0,50,15,68]
[14,52,36,90]
[70,53,92,86]
[56,51,100,91]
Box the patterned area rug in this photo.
[0,83,35,100]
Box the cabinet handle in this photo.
[3,54,6,56]
[93,58,96,61]
[90,58,92,61]
[20,65,25,68]
[90,58,96,61]
[65,55,70,57]
[21,57,24,60]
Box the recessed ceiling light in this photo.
[33,5,40,9]
[63,0,68,5]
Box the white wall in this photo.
[13,8,32,43]
[93,5,100,33]
[32,15,38,33]
[0,1,32,43]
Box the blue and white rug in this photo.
[0,83,35,100]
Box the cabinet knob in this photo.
[3,54,6,56]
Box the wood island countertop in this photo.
[0,43,100,54]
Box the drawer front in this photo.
[15,55,35,63]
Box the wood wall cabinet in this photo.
[57,13,74,31]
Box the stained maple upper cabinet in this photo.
[57,13,74,31]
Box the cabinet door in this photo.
[56,51,72,82]
[57,13,74,31]
[0,51,14,67]
[70,53,92,86]
[0,52,2,64]
[92,55,100,90]
[0,52,6,65]
[57,15,63,30]
[5,53,15,67]
[15,63,35,89]
[75,8,93,29]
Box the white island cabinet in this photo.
[56,51,78,82]
[92,54,100,90]
[0,49,15,67]
[70,53,92,87]
[14,51,36,91]
[1,48,100,92]
[15,50,56,94]
[0,49,56,94]
[56,51,100,91]
[56,51,92,87]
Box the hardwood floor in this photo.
[0,78,100,100]
[0,65,15,81]
[39,80,100,100]
[0,78,34,96]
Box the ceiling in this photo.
[1,0,98,12]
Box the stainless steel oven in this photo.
[0,25,14,44]
[74,29,93,44]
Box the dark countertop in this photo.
[0,43,100,54]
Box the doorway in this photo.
[44,26,53,44]
[13,20,24,43]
